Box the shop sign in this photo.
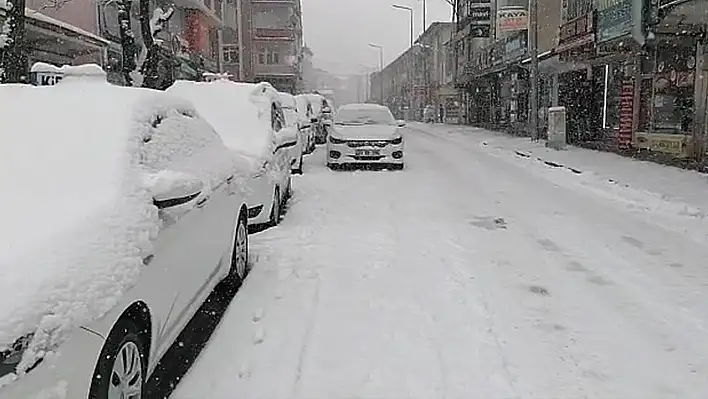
[497,7,528,34]
[597,0,632,43]
[463,0,491,38]
[648,136,686,155]
[557,12,595,53]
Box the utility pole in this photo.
[528,0,539,140]
[423,0,427,32]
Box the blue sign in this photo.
[597,0,632,43]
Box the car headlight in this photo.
[390,136,403,145]
[329,136,346,144]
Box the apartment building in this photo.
[246,0,303,93]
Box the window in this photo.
[223,45,239,64]
[271,103,285,132]
[258,48,282,65]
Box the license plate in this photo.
[356,149,380,156]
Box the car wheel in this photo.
[293,155,304,175]
[327,163,339,170]
[89,318,147,399]
[228,210,250,284]
[269,187,281,227]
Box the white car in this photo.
[278,92,305,174]
[295,94,316,154]
[167,80,295,228]
[326,103,406,170]
[0,66,250,398]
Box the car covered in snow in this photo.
[327,103,406,170]
[278,92,305,174]
[0,65,250,398]
[167,79,296,227]
[294,94,317,154]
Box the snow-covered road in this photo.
[172,123,708,399]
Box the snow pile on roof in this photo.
[278,92,296,109]
[167,80,277,164]
[0,69,237,368]
[30,62,62,74]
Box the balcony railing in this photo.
[254,63,297,76]
[253,27,294,40]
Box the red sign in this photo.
[618,78,634,150]
[185,10,209,54]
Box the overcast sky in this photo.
[301,0,454,76]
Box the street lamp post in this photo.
[392,4,414,47]
[529,0,539,139]
[369,43,385,105]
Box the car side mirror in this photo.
[149,171,204,209]
[397,120,406,127]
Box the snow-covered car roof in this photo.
[278,92,297,110]
[338,103,391,113]
[167,80,278,162]
[0,66,237,352]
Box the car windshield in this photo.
[335,108,394,125]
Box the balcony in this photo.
[254,63,298,77]
[253,27,294,41]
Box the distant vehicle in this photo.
[304,93,331,144]
[326,103,406,170]
[278,92,305,174]
[295,94,317,154]
[168,80,296,228]
[0,65,250,398]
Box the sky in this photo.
[301,0,454,76]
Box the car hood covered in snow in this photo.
[0,77,170,355]
[332,125,401,141]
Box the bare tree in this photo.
[0,0,28,83]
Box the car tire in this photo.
[293,155,304,175]
[269,187,281,227]
[227,210,250,285]
[89,318,148,399]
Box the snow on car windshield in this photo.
[335,106,394,125]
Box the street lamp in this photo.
[369,43,385,105]
[392,4,414,47]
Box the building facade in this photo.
[454,0,708,159]
[369,22,459,121]
[245,0,303,93]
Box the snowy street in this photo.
[173,123,708,399]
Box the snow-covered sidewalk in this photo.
[172,123,708,399]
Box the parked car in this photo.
[167,79,296,228]
[278,92,305,174]
[0,65,250,398]
[304,93,330,144]
[326,103,406,170]
[295,94,317,154]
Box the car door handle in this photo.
[196,196,209,208]
[226,175,234,184]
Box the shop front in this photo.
[634,37,698,157]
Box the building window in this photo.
[214,0,223,19]
[224,45,239,64]
[258,48,281,65]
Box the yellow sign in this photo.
[649,136,686,156]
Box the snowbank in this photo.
[167,80,277,166]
